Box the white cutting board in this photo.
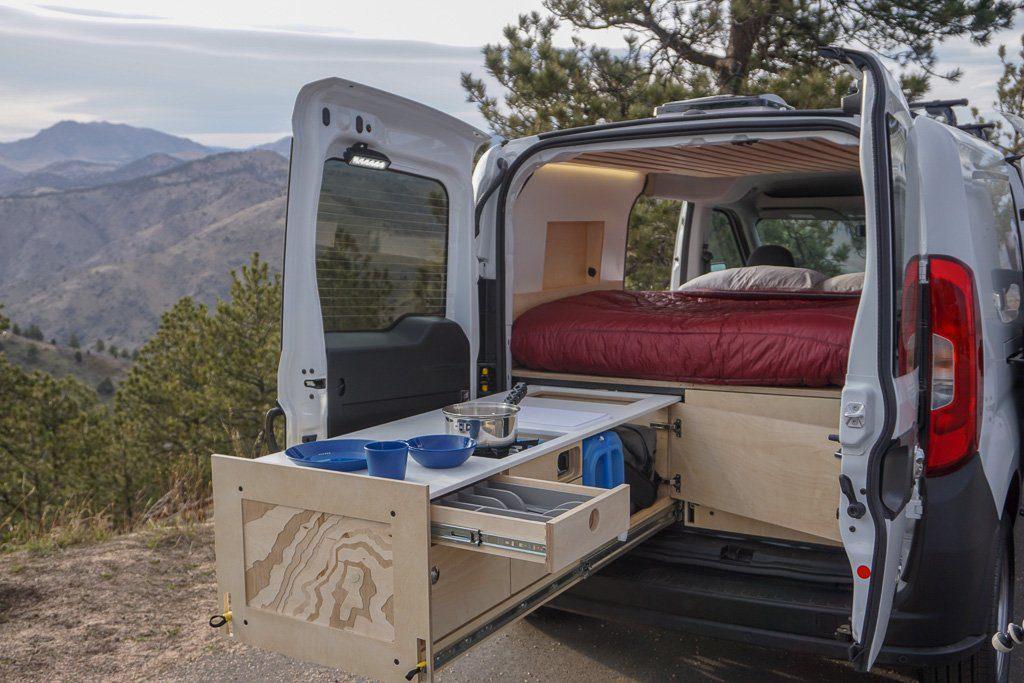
[517,406,609,430]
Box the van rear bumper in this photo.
[549,563,986,668]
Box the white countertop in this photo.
[257,385,678,499]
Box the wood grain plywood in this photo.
[570,138,859,178]
[212,455,431,683]
[241,501,396,641]
[543,221,604,289]
[688,504,840,546]
[669,403,841,541]
[429,546,510,640]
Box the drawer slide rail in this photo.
[432,502,679,671]
[431,522,548,557]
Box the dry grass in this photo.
[1,499,115,555]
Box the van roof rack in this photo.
[654,94,792,117]
[958,122,997,141]
[908,98,968,126]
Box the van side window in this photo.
[974,166,1022,322]
[705,210,744,272]
[625,196,684,290]
[315,159,449,332]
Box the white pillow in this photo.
[821,272,864,292]
[678,265,827,292]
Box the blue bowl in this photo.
[285,439,371,471]
[407,435,476,469]
[364,440,409,479]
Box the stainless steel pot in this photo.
[442,402,520,447]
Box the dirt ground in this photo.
[0,522,1019,682]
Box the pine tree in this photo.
[464,2,1015,137]
[68,333,80,349]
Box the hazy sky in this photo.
[1,1,1021,146]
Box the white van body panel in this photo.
[838,56,919,669]
[921,120,1023,512]
[278,78,486,445]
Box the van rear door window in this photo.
[315,159,449,332]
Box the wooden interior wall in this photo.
[542,221,605,289]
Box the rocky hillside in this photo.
[0,121,217,172]
[0,332,130,395]
[0,153,186,197]
[0,150,288,347]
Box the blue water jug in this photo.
[582,431,625,489]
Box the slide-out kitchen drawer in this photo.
[431,475,628,574]
[211,455,633,682]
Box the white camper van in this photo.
[210,47,1024,682]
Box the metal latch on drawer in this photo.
[431,523,547,557]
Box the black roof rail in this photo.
[908,98,969,126]
[908,98,969,110]
[958,122,997,141]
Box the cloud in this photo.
[35,4,164,20]
[0,4,493,143]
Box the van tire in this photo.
[915,517,1013,683]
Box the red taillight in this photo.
[925,257,982,476]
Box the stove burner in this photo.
[473,439,542,459]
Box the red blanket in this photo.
[511,289,859,386]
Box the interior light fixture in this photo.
[343,142,390,170]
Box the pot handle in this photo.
[506,382,528,406]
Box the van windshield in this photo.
[754,215,866,276]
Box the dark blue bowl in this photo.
[407,435,476,469]
[364,440,409,480]
[285,439,372,471]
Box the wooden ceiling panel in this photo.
[569,138,859,177]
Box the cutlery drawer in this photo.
[430,475,629,573]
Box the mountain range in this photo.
[0,121,219,172]
[0,121,292,348]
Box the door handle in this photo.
[839,474,866,519]
[1007,349,1024,366]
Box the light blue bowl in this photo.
[407,435,476,469]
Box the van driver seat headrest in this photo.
[746,244,796,268]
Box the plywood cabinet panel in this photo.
[241,501,397,640]
[429,546,510,639]
[687,504,840,546]
[212,455,431,683]
[669,398,841,542]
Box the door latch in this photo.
[843,402,866,429]
[839,474,866,519]
[303,377,326,390]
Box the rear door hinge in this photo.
[669,474,682,493]
[651,419,682,438]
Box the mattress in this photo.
[510,289,859,387]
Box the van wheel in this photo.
[916,517,1013,683]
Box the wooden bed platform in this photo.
[511,367,843,399]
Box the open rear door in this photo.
[279,79,488,445]
[820,47,923,670]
